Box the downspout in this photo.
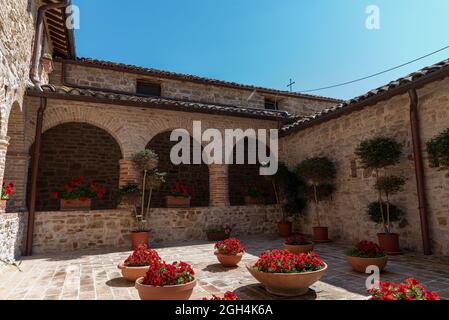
[30,0,70,91]
[26,1,71,255]
[408,88,432,255]
[25,97,47,256]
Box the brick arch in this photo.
[25,105,128,158]
[28,122,123,211]
[146,130,210,207]
[228,137,276,206]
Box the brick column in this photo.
[119,159,140,187]
[208,164,229,207]
[0,136,10,213]
[3,152,30,211]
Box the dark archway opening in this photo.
[28,122,122,211]
[146,131,209,207]
[228,138,276,206]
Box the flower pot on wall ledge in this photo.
[165,196,191,208]
[131,231,150,249]
[312,226,330,243]
[377,233,401,254]
[60,198,92,211]
[277,222,292,237]
[244,196,264,206]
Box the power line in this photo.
[297,45,449,93]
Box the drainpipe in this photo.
[30,1,70,91]
[25,97,47,256]
[408,88,432,255]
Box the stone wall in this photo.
[0,212,27,262]
[32,205,282,254]
[280,77,449,255]
[51,61,338,116]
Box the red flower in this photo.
[254,250,325,273]
[215,238,245,256]
[354,240,384,258]
[143,260,195,287]
[369,278,440,300]
[285,235,309,245]
[203,291,238,300]
[51,192,59,200]
[123,244,161,267]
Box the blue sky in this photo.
[72,0,449,100]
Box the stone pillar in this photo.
[208,164,229,207]
[119,159,140,187]
[0,136,10,213]
[4,152,30,211]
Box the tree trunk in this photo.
[272,180,285,222]
[140,170,147,218]
[145,187,153,218]
[386,195,391,234]
[313,184,321,227]
[375,169,387,233]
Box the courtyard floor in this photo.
[1,236,449,300]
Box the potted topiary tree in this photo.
[131,149,166,249]
[426,128,449,176]
[266,163,307,237]
[296,157,336,242]
[355,137,404,253]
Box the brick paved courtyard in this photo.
[1,236,448,300]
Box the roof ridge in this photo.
[281,57,449,134]
[69,57,343,103]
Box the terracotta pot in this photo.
[206,231,230,241]
[165,196,191,208]
[284,243,315,254]
[214,252,243,267]
[135,277,196,300]
[247,263,327,297]
[346,255,388,273]
[117,263,149,282]
[60,198,91,211]
[377,233,400,254]
[244,196,264,205]
[313,226,330,243]
[131,231,150,249]
[277,222,292,237]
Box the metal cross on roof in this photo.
[287,78,296,92]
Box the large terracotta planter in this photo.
[377,233,400,254]
[206,231,229,241]
[117,263,149,282]
[214,252,243,267]
[60,198,91,211]
[131,231,150,249]
[284,243,315,254]
[165,196,191,208]
[247,263,327,297]
[135,277,196,300]
[346,255,388,273]
[244,196,264,205]
[313,226,330,243]
[277,222,292,237]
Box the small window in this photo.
[136,80,161,97]
[264,98,279,110]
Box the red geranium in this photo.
[254,250,325,273]
[215,238,245,256]
[346,240,385,258]
[170,181,193,198]
[53,177,107,201]
[123,244,161,267]
[203,291,238,300]
[285,235,310,245]
[1,180,14,200]
[143,261,195,287]
[369,278,440,300]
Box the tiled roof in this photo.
[27,85,293,121]
[72,57,343,104]
[281,57,449,135]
